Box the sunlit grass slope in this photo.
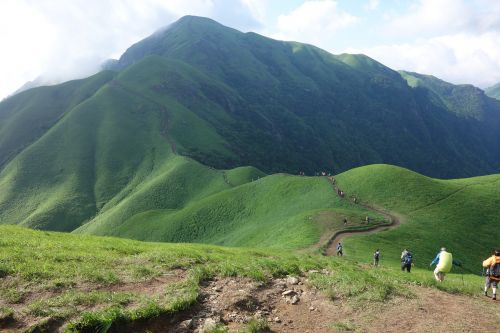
[0,55,377,246]
[0,71,115,168]
[0,225,489,332]
[334,164,500,272]
[76,172,377,249]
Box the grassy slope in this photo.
[334,164,500,272]
[0,71,115,169]
[76,171,379,250]
[0,55,377,245]
[485,82,500,100]
[114,16,500,178]
[0,225,490,332]
[399,70,488,119]
[0,80,168,231]
[76,162,500,276]
[1,19,500,237]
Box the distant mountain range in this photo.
[1,15,500,233]
[485,82,500,100]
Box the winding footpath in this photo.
[324,178,404,256]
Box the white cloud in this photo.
[272,0,358,45]
[383,0,500,38]
[3,0,500,100]
[0,0,263,100]
[241,0,268,25]
[349,32,500,88]
[364,0,380,11]
[345,0,500,88]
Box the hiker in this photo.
[401,251,413,272]
[430,247,460,282]
[353,197,357,204]
[365,216,370,224]
[373,249,381,267]
[401,248,408,260]
[336,242,343,256]
[482,249,500,300]
[343,218,347,226]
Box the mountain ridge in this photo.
[1,15,500,241]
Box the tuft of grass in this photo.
[243,318,270,333]
[330,321,356,331]
[0,306,15,320]
[204,323,229,333]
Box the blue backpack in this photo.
[404,253,413,265]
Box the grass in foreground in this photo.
[0,225,491,332]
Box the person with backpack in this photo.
[483,250,495,297]
[430,247,461,282]
[401,251,413,272]
[373,249,381,266]
[401,249,408,260]
[336,242,343,256]
[482,249,500,300]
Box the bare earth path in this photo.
[111,275,500,333]
[324,178,404,256]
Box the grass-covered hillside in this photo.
[334,164,500,272]
[3,16,500,180]
[485,82,500,100]
[0,17,499,274]
[1,90,499,270]
[112,15,500,178]
[1,225,498,332]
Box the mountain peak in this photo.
[116,15,240,69]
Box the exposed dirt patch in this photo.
[3,269,500,332]
[108,274,500,333]
[351,286,500,333]
[111,272,341,333]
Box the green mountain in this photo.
[485,82,500,100]
[0,15,500,249]
[104,16,500,178]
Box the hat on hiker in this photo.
[441,247,446,251]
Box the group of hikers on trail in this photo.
[337,245,500,300]
[327,175,499,300]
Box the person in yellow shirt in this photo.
[482,249,500,301]
[430,247,461,282]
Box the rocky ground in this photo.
[113,269,500,333]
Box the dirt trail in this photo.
[110,275,500,333]
[324,178,403,256]
[3,271,499,332]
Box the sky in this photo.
[2,0,500,100]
